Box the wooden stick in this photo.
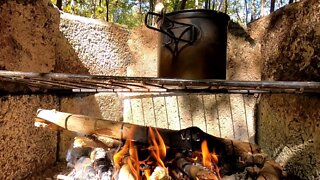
[35,109,176,144]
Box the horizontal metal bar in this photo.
[0,70,319,94]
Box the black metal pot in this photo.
[145,9,230,79]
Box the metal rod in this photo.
[0,70,319,94]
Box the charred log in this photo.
[175,153,219,180]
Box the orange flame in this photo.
[144,169,151,180]
[113,127,168,180]
[128,140,140,179]
[113,128,140,179]
[201,140,221,178]
[148,127,167,167]
[113,138,129,169]
[201,140,212,169]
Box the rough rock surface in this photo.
[0,95,59,179]
[0,0,59,72]
[255,0,320,179]
[257,94,320,179]
[0,0,61,179]
[57,13,132,75]
[259,0,320,81]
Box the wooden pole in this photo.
[35,109,175,143]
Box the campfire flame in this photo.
[113,127,168,180]
[113,128,141,179]
[201,140,221,179]
[113,128,220,180]
[148,127,167,167]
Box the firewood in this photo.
[257,160,283,180]
[35,109,260,154]
[150,166,171,180]
[117,164,135,180]
[35,109,284,179]
[176,153,219,180]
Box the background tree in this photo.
[56,0,62,10]
[180,0,188,10]
[270,0,276,12]
[51,0,299,28]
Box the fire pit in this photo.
[35,109,285,180]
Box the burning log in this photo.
[35,109,284,179]
[149,166,170,180]
[118,164,135,180]
[175,153,219,180]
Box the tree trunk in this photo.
[180,0,187,10]
[106,0,109,22]
[149,0,154,12]
[56,0,62,10]
[244,0,248,24]
[251,0,256,22]
[260,0,265,16]
[270,0,276,13]
[218,0,223,11]
[139,0,143,22]
[204,0,208,9]
[205,0,211,9]
[71,0,76,14]
[212,0,216,10]
[224,0,227,13]
[195,0,199,9]
[173,0,179,11]
[92,0,96,18]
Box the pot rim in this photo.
[165,9,230,21]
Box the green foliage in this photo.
[51,0,294,28]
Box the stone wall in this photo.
[0,95,59,179]
[0,0,60,178]
[0,0,128,177]
[254,0,320,179]
[56,13,132,75]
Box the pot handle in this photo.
[144,11,198,44]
